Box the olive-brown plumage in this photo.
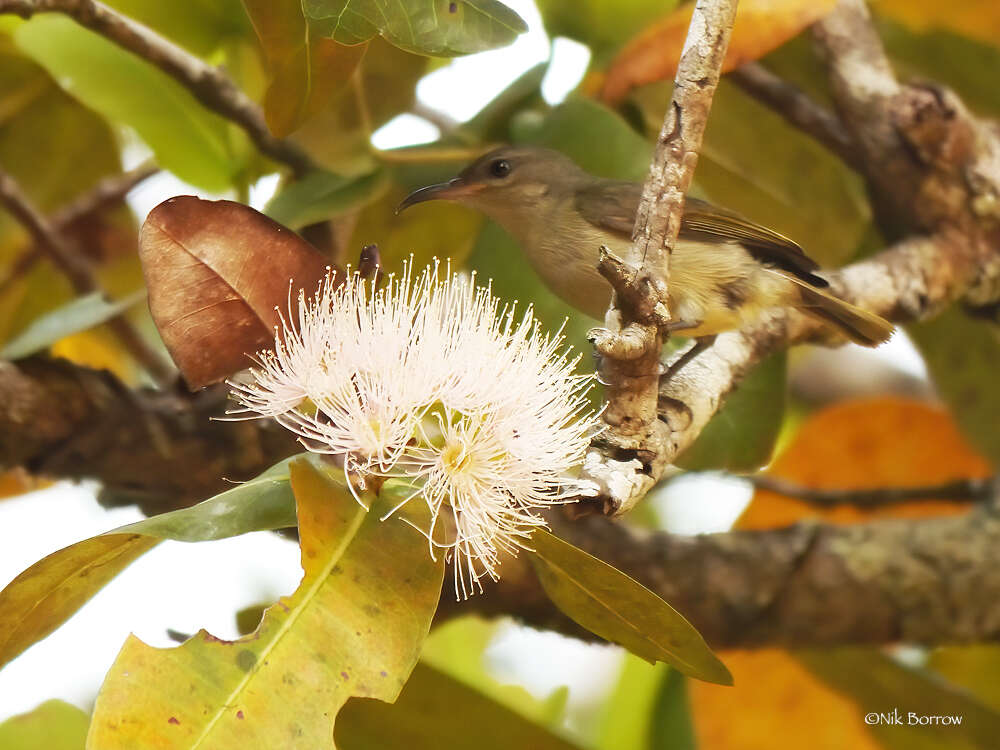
[398,146,893,347]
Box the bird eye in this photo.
[489,159,511,178]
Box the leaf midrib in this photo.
[188,501,369,748]
[535,553,705,677]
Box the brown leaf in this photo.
[245,0,367,137]
[599,0,837,104]
[139,196,332,388]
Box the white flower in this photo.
[229,261,600,597]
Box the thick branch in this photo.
[0,167,173,383]
[0,357,299,513]
[6,355,1000,648]
[451,508,1000,648]
[587,0,740,517]
[0,0,312,174]
[729,61,861,170]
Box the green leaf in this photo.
[880,20,1000,120]
[265,168,389,229]
[87,458,444,748]
[0,46,123,346]
[676,351,787,472]
[648,669,696,750]
[591,655,667,750]
[0,700,89,750]
[536,0,678,64]
[103,0,254,58]
[460,62,547,141]
[800,648,1000,750]
[336,663,584,749]
[525,96,653,182]
[304,0,527,57]
[347,184,484,274]
[632,78,871,269]
[15,16,247,192]
[527,529,732,685]
[929,645,1000,713]
[908,306,1000,466]
[421,616,569,730]
[0,455,306,671]
[1,290,145,360]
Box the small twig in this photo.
[0,0,313,175]
[0,167,172,384]
[585,0,740,517]
[729,61,862,171]
[749,474,994,508]
[50,160,158,227]
[0,161,161,295]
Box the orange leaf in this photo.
[689,650,883,750]
[139,197,333,389]
[739,397,990,529]
[600,0,837,104]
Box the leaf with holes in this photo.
[139,195,333,388]
[0,455,304,671]
[303,0,527,57]
[86,458,444,749]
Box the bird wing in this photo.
[574,184,829,288]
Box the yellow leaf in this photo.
[86,458,444,749]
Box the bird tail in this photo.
[789,277,894,347]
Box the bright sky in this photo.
[0,0,929,722]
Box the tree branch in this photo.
[0,357,298,513]
[585,0,740,517]
[5,354,1000,648]
[749,474,995,508]
[0,0,313,175]
[0,167,173,384]
[448,507,1000,649]
[647,0,1000,477]
[0,161,159,297]
[729,61,861,170]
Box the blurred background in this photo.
[1,0,999,747]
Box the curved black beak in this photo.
[396,178,473,214]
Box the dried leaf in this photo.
[528,529,732,685]
[739,397,991,529]
[139,196,332,388]
[244,0,368,136]
[87,458,444,749]
[600,0,838,104]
